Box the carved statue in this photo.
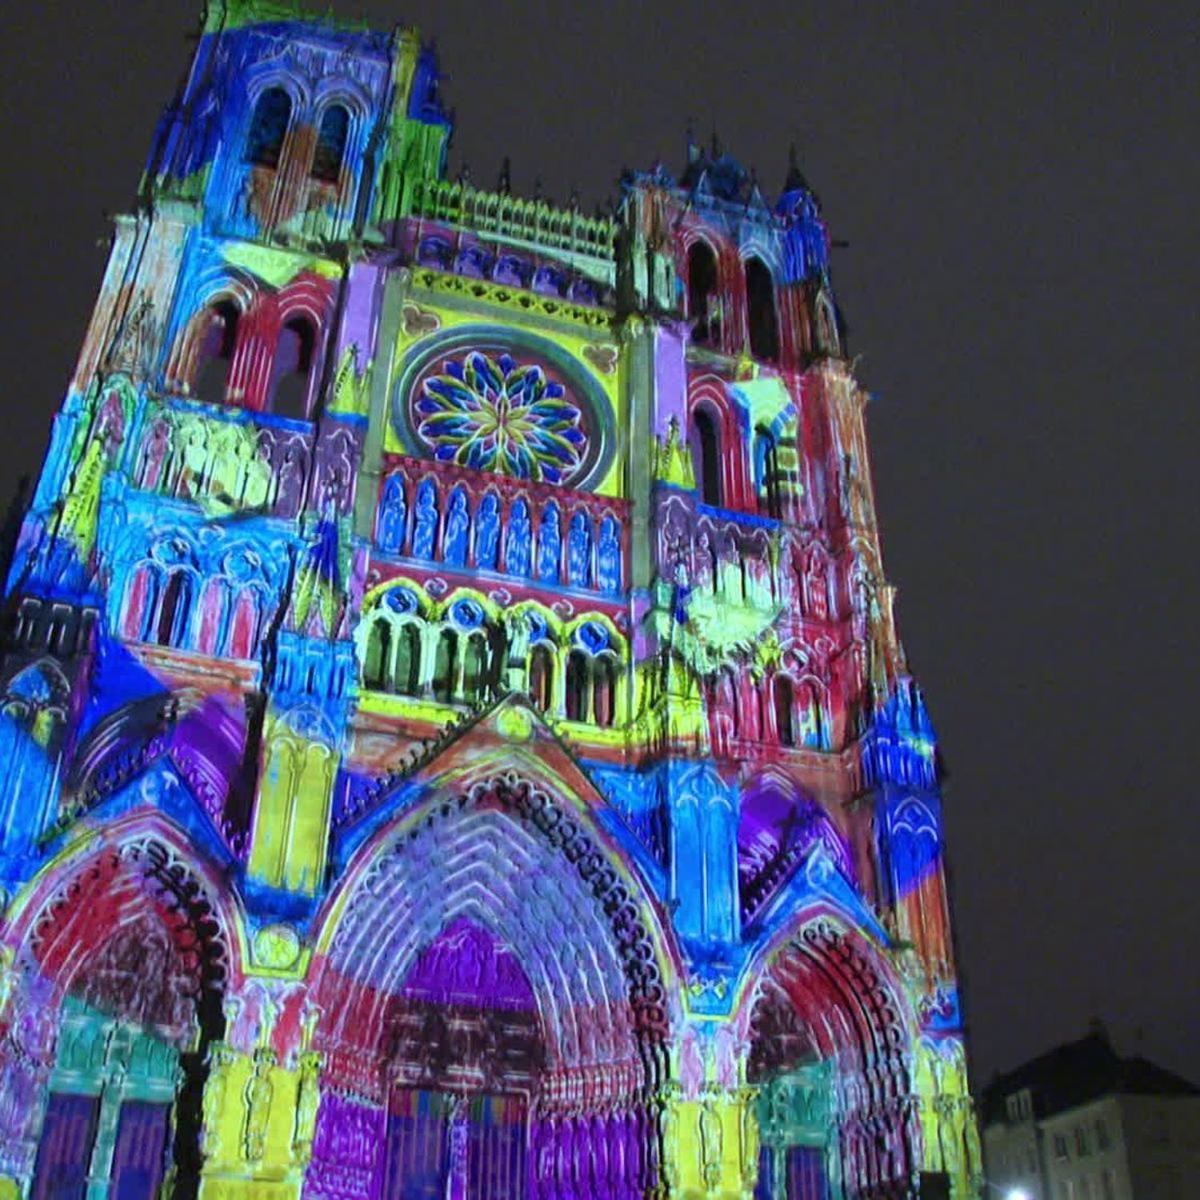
[243,1048,276,1163]
[291,1051,321,1165]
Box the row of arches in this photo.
[244,86,351,184]
[707,669,830,754]
[359,591,625,727]
[0,761,930,1198]
[121,564,269,661]
[687,241,779,362]
[375,472,625,596]
[190,301,317,417]
[685,238,842,367]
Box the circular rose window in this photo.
[393,332,612,490]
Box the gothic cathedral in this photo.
[0,4,980,1199]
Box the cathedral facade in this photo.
[0,4,980,1198]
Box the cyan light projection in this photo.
[0,3,981,1198]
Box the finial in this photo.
[497,156,511,195]
[783,142,810,193]
[457,160,472,187]
[568,184,581,211]
[533,175,544,202]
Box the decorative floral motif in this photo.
[414,351,587,484]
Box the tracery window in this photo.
[245,87,292,168]
[311,104,350,182]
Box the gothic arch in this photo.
[312,772,676,1099]
[0,816,243,1197]
[734,907,919,1198]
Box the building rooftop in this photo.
[982,1031,1200,1125]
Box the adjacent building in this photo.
[0,2,981,1196]
[982,1031,1200,1200]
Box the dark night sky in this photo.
[2,3,1197,1089]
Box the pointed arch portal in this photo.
[308,773,671,1199]
[6,831,232,1200]
[742,916,917,1199]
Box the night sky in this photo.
[2,2,1196,1090]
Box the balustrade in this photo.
[409,178,617,261]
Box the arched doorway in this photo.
[11,835,230,1200]
[308,773,672,1199]
[744,919,916,1199]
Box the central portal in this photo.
[381,919,542,1199]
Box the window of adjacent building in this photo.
[1094,1119,1110,1151]
[1101,1170,1116,1200]
[312,104,350,182]
[269,317,316,419]
[1149,1111,1169,1145]
[1062,1180,1076,1200]
[1080,1178,1093,1200]
[745,256,780,362]
[1054,1134,1069,1160]
[195,300,239,405]
[690,406,723,507]
[1076,1127,1090,1157]
[687,241,719,344]
[245,86,292,168]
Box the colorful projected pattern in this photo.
[0,3,980,1199]
[414,352,587,483]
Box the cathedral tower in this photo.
[0,4,980,1198]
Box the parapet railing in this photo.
[408,178,618,261]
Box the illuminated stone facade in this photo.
[0,3,980,1197]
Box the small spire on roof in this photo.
[783,142,811,193]
[497,156,511,195]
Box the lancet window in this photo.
[687,240,720,344]
[245,86,292,168]
[311,104,350,182]
[269,317,316,419]
[194,301,239,405]
[774,675,796,747]
[691,405,724,506]
[746,256,780,362]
